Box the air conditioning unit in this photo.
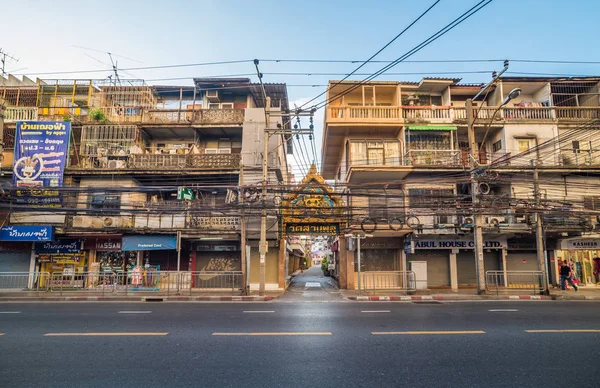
[485,216,507,226]
[107,159,126,169]
[206,90,219,102]
[72,216,92,228]
[102,217,123,228]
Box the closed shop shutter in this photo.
[357,249,398,272]
[196,251,242,272]
[408,250,449,287]
[0,252,30,272]
[506,252,538,271]
[457,251,501,286]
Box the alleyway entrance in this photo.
[277,265,343,302]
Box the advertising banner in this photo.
[0,225,54,241]
[13,121,70,205]
[122,235,177,251]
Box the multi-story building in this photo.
[322,76,600,291]
[0,76,290,292]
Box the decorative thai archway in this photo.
[281,164,346,237]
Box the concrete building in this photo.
[0,77,291,292]
[321,76,600,291]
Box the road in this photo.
[1,300,600,388]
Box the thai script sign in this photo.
[0,225,54,241]
[285,223,340,235]
[13,121,70,206]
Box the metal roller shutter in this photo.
[506,252,538,271]
[0,252,30,272]
[457,251,501,286]
[408,250,449,287]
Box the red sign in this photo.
[84,238,122,251]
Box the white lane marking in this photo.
[489,309,519,312]
[361,310,391,313]
[0,311,22,314]
[305,282,322,288]
[243,311,275,313]
[118,311,152,314]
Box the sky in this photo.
[2,0,599,177]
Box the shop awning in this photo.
[407,125,457,131]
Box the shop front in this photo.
[0,225,54,273]
[406,236,506,289]
[35,239,85,287]
[556,238,600,286]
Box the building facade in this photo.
[321,76,600,291]
[0,76,291,291]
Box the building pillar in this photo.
[549,250,559,286]
[347,246,356,290]
[449,249,458,291]
[338,238,348,289]
[278,239,286,289]
[27,242,36,289]
[501,248,508,287]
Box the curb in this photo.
[349,295,557,301]
[0,295,277,302]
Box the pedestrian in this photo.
[560,261,578,291]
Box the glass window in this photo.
[350,142,367,165]
[518,140,531,152]
[492,140,502,152]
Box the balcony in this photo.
[2,107,38,122]
[66,214,240,231]
[555,107,600,121]
[328,106,401,123]
[103,108,245,125]
[405,150,462,167]
[402,106,452,123]
[72,153,240,171]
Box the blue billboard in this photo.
[122,235,178,251]
[0,225,54,241]
[12,121,70,205]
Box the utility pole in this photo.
[259,96,271,295]
[466,98,486,294]
[532,162,548,294]
[0,97,5,165]
[0,49,19,77]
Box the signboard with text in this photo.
[411,238,507,250]
[0,225,54,241]
[13,121,70,206]
[285,223,339,235]
[122,235,177,251]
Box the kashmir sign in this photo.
[13,121,70,206]
[560,239,600,250]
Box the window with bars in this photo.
[408,188,454,208]
[584,196,600,210]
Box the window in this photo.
[518,140,531,153]
[90,193,120,212]
[349,140,401,166]
[572,140,580,154]
[208,103,220,109]
[584,196,600,210]
[408,188,454,208]
[221,103,234,109]
[492,140,502,152]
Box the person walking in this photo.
[560,261,578,291]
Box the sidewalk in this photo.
[0,291,281,302]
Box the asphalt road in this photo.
[1,301,600,388]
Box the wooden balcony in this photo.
[328,106,402,123]
[72,153,241,171]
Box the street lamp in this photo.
[345,233,372,296]
[502,88,522,106]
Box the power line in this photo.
[297,0,442,110]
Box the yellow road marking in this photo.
[44,332,168,337]
[525,329,600,333]
[372,330,486,335]
[0,333,4,336]
[212,332,332,336]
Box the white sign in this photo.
[561,239,600,250]
[413,238,506,250]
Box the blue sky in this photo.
[2,0,599,176]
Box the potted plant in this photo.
[321,257,330,277]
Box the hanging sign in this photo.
[177,187,195,200]
[13,121,70,206]
[285,223,339,235]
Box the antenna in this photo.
[0,48,19,77]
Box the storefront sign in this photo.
[285,223,339,235]
[13,121,70,206]
[195,245,238,252]
[412,238,507,250]
[84,238,122,251]
[361,238,403,250]
[560,239,600,250]
[38,253,84,265]
[0,225,54,241]
[122,235,177,251]
[508,242,537,250]
[36,239,82,254]
[404,240,415,254]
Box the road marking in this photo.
[361,310,390,313]
[44,332,168,337]
[305,282,321,288]
[0,311,21,314]
[243,311,275,313]
[372,330,486,335]
[0,333,4,336]
[525,329,600,333]
[118,311,152,314]
[212,332,332,336]
[489,309,519,312]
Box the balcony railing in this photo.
[143,108,245,125]
[328,106,401,122]
[405,150,462,166]
[72,153,241,170]
[2,107,38,122]
[402,106,452,122]
[66,214,241,231]
[504,107,554,121]
[555,107,600,121]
